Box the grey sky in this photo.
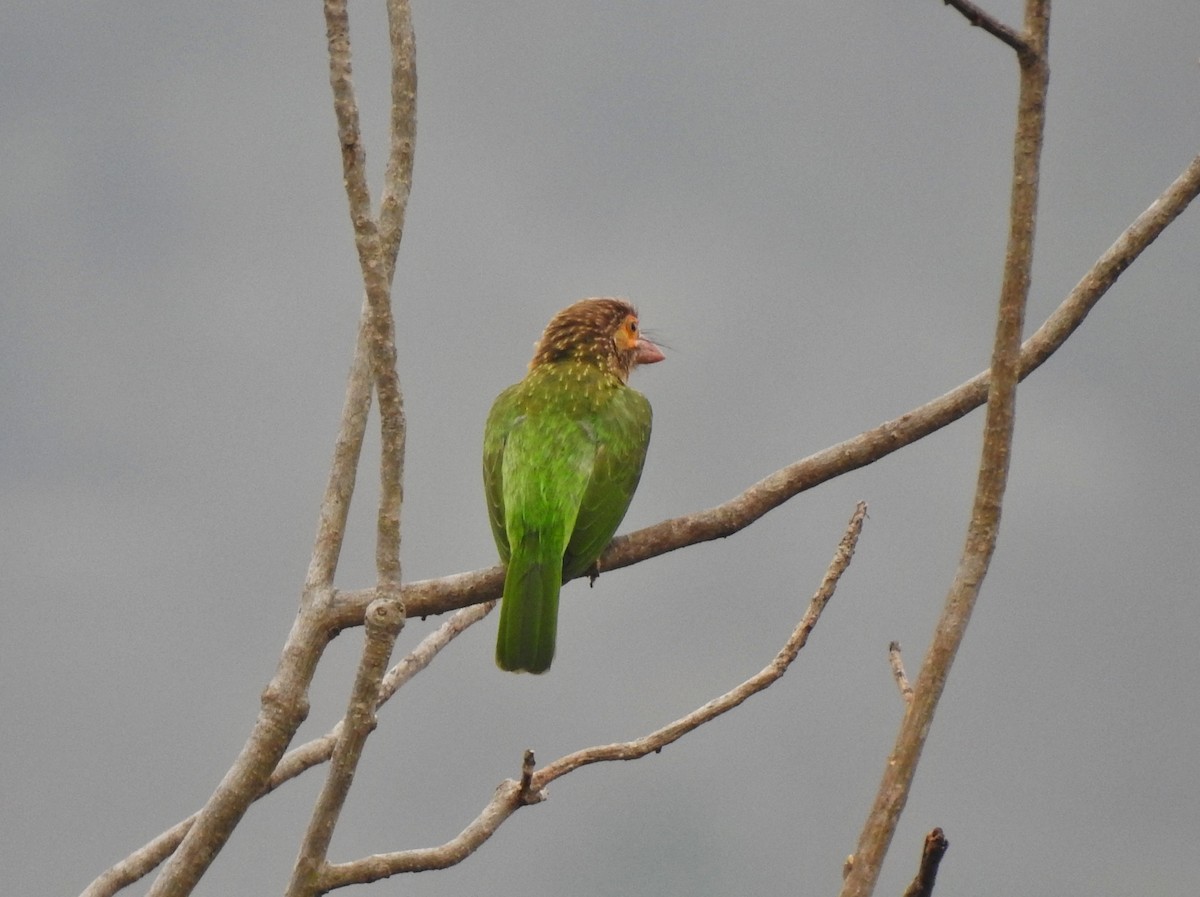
[4,2,1200,895]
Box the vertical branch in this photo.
[371,268,406,591]
[370,4,416,590]
[307,301,375,591]
[289,0,413,892]
[901,829,949,897]
[323,0,373,230]
[143,6,417,896]
[324,0,414,588]
[380,0,417,271]
[839,3,1050,895]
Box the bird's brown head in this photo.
[530,297,664,382]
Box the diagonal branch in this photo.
[307,304,376,591]
[840,3,1050,894]
[533,501,866,787]
[940,0,1032,58]
[270,600,494,791]
[81,603,492,897]
[326,145,1200,629]
[145,608,333,897]
[317,503,867,890]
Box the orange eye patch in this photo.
[615,315,640,350]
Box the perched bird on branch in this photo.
[483,298,664,673]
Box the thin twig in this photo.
[270,600,495,789]
[318,503,867,889]
[902,829,949,897]
[888,642,913,705]
[534,502,866,787]
[376,601,496,703]
[287,597,406,897]
[840,4,1049,895]
[940,0,1032,58]
[517,750,537,802]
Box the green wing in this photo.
[485,382,596,672]
[483,373,653,673]
[563,386,653,578]
[482,383,520,564]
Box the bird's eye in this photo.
[627,319,638,334]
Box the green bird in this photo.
[484,298,664,673]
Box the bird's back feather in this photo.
[484,342,654,673]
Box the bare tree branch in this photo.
[371,296,406,591]
[840,4,1050,895]
[317,502,868,890]
[270,600,494,790]
[533,502,866,787]
[81,603,492,897]
[376,601,495,703]
[940,0,1032,58]
[320,0,413,587]
[84,146,1200,896]
[288,597,406,897]
[319,0,414,588]
[323,144,1200,630]
[379,0,417,268]
[901,829,949,897]
[888,642,913,705]
[144,605,334,897]
[134,4,418,895]
[81,817,194,897]
[308,304,375,592]
[517,750,538,803]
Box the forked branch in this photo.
[316,503,867,891]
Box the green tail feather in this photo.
[495,550,562,674]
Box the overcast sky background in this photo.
[4,2,1200,895]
